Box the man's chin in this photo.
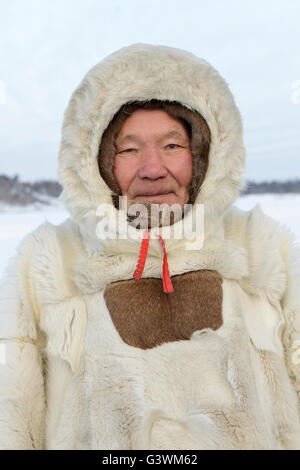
[125,196,184,229]
[133,193,178,206]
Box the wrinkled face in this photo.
[113,109,193,207]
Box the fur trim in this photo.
[97,99,211,208]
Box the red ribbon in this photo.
[133,228,150,280]
[133,229,174,294]
[158,234,174,294]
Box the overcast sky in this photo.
[0,0,299,182]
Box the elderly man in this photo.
[1,43,300,450]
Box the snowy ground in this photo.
[0,194,299,280]
[235,194,300,237]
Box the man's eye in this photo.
[167,144,179,149]
[116,148,136,155]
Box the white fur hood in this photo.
[57,43,246,250]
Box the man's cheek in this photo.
[113,164,130,193]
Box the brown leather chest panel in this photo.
[103,270,223,350]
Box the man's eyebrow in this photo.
[116,134,142,145]
[117,129,187,146]
[159,130,186,141]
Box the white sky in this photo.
[0,0,299,182]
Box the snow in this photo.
[0,194,299,280]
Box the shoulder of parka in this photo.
[0,218,88,374]
[224,203,300,307]
[0,218,84,338]
[28,218,85,309]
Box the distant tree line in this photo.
[241,179,300,195]
[0,174,300,206]
[0,174,62,206]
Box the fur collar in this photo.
[70,202,249,294]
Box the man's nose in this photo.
[138,147,168,180]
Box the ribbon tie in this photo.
[133,228,174,293]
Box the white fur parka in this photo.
[1,43,300,450]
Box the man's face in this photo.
[113,109,193,207]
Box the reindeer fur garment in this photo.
[1,43,300,450]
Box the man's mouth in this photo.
[134,192,173,198]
